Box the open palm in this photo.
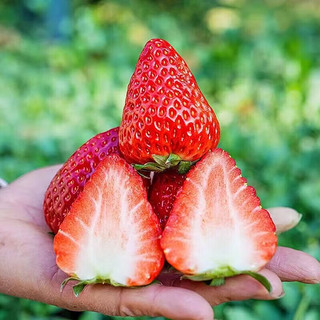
[0,166,319,320]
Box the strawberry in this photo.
[148,170,186,230]
[161,149,277,289]
[43,127,120,234]
[54,154,164,295]
[119,38,220,172]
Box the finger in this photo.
[267,207,302,234]
[57,282,214,320]
[266,246,320,284]
[160,268,284,306]
[9,165,62,193]
[118,284,214,320]
[2,165,62,209]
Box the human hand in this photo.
[0,166,319,320]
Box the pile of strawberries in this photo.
[43,39,277,296]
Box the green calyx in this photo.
[182,267,272,292]
[60,276,128,297]
[133,154,197,174]
[60,276,160,297]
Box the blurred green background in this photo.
[0,0,319,319]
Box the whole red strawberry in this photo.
[148,170,186,230]
[43,127,120,234]
[119,38,220,171]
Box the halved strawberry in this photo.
[161,149,277,288]
[44,128,120,234]
[119,38,220,172]
[54,154,164,295]
[148,170,186,230]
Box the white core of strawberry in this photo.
[189,170,257,272]
[74,175,140,283]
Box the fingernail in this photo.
[268,207,302,234]
[269,288,285,299]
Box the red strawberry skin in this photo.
[43,127,120,234]
[54,154,164,287]
[148,170,186,230]
[161,149,277,277]
[119,38,220,165]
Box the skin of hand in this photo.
[0,166,319,320]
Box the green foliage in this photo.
[0,0,320,319]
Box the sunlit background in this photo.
[1,0,320,319]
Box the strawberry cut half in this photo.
[54,154,164,295]
[161,149,277,289]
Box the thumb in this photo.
[116,284,214,320]
[57,282,214,320]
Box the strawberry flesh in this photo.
[161,149,277,280]
[54,154,164,288]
